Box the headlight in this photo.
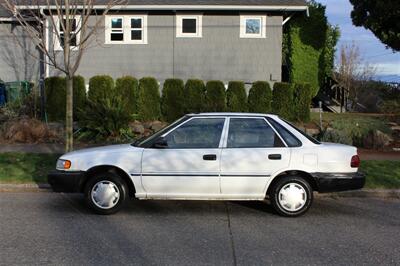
[56,159,72,170]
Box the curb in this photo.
[0,183,51,192]
[0,184,399,198]
[315,189,400,199]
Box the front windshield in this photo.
[132,116,188,148]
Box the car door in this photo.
[141,117,226,199]
[220,117,291,199]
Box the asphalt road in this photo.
[0,193,399,266]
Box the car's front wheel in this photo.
[84,172,128,215]
[269,175,313,217]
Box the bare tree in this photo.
[333,42,377,109]
[1,0,124,151]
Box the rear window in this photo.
[267,118,302,147]
[280,118,321,145]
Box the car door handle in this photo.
[268,154,282,160]
[203,154,217,161]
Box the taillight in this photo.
[351,155,360,168]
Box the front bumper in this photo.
[312,171,366,193]
[47,170,85,193]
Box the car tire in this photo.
[84,171,128,215]
[269,175,313,217]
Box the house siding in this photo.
[49,12,283,84]
[0,23,40,82]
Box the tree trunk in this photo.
[65,75,74,152]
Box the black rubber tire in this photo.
[84,171,128,215]
[269,175,313,217]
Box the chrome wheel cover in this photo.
[278,183,307,212]
[91,181,120,209]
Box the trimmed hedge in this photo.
[45,77,66,121]
[138,77,161,121]
[272,82,293,120]
[293,82,312,122]
[205,80,226,112]
[184,79,205,113]
[226,81,247,112]
[45,76,86,121]
[88,75,114,102]
[162,79,185,122]
[115,76,139,115]
[248,81,272,113]
[72,76,86,120]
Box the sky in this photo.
[317,0,400,82]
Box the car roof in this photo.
[186,112,278,118]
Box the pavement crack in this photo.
[225,202,237,266]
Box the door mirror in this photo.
[153,137,168,149]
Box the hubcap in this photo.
[278,183,307,212]
[91,181,120,209]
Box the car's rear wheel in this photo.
[269,175,313,217]
[84,172,128,215]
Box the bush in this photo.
[45,76,66,121]
[205,80,226,112]
[293,82,312,122]
[78,95,133,142]
[248,81,272,113]
[88,75,114,102]
[184,79,205,113]
[272,82,293,120]
[115,76,139,115]
[138,77,161,121]
[162,79,185,122]
[45,76,86,121]
[72,76,86,121]
[321,128,353,145]
[226,81,247,112]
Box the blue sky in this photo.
[317,0,400,82]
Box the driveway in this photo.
[0,193,399,265]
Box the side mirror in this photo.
[153,137,168,149]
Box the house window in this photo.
[176,15,202,38]
[105,15,148,44]
[240,15,266,38]
[54,16,81,50]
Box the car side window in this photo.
[164,118,225,149]
[227,118,285,148]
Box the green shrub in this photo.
[161,79,185,122]
[45,77,66,121]
[272,82,293,120]
[78,95,133,142]
[88,75,114,102]
[115,76,139,115]
[293,82,312,122]
[45,76,87,121]
[184,79,205,113]
[321,129,353,145]
[138,77,161,121]
[226,81,247,112]
[205,80,226,112]
[248,81,272,113]
[72,76,86,121]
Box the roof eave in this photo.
[15,5,308,12]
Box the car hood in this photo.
[60,144,140,159]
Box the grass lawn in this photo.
[0,153,399,189]
[0,153,59,184]
[361,160,400,189]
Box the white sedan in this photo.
[48,113,365,216]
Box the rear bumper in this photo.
[312,171,366,193]
[47,170,85,193]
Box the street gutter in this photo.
[0,184,399,198]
